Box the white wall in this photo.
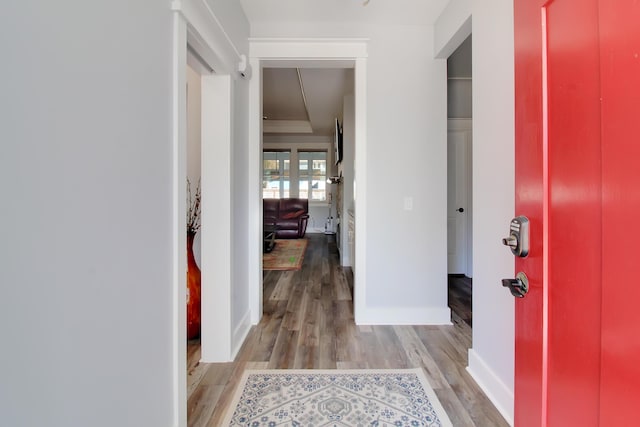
[0,2,174,426]
[436,1,516,424]
[187,65,202,186]
[352,25,449,321]
[469,1,515,422]
[231,75,252,350]
[251,23,450,324]
[200,74,234,361]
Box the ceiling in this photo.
[240,0,450,137]
[262,68,354,137]
[239,0,450,26]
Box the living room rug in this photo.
[221,368,453,426]
[263,239,308,271]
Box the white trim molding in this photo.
[467,349,514,426]
[232,309,252,358]
[248,55,263,325]
[247,38,368,326]
[171,2,247,423]
[263,119,313,134]
[353,57,367,325]
[172,0,245,77]
[355,307,452,326]
[433,0,472,59]
[250,38,369,60]
[171,10,188,427]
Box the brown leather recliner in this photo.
[263,198,309,239]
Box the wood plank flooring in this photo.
[187,234,507,426]
[449,274,472,327]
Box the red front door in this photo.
[514,0,640,425]
[598,1,640,424]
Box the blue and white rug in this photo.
[222,368,453,427]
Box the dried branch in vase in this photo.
[187,178,201,234]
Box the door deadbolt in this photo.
[502,272,529,298]
[502,216,529,257]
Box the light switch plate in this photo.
[404,196,413,211]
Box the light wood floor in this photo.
[187,234,508,426]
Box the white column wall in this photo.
[468,1,515,423]
[0,2,175,426]
[249,24,450,325]
[200,75,233,362]
[362,25,449,322]
[435,1,516,424]
[187,65,202,186]
[231,75,252,353]
[185,0,253,362]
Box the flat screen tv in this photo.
[334,118,343,165]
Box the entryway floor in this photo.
[186,234,506,426]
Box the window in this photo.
[299,151,327,201]
[262,149,329,201]
[263,151,290,198]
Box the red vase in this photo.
[186,231,201,340]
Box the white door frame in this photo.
[171,10,188,426]
[247,39,369,325]
[172,1,244,424]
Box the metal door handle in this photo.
[502,235,518,249]
[502,272,529,298]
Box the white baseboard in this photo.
[231,310,251,359]
[355,306,451,325]
[467,349,514,426]
[307,228,326,234]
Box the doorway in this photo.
[446,35,473,325]
[247,41,368,327]
[259,66,355,315]
[185,61,203,370]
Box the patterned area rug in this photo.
[263,239,308,271]
[222,369,453,426]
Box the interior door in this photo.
[447,119,471,275]
[514,0,602,425]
